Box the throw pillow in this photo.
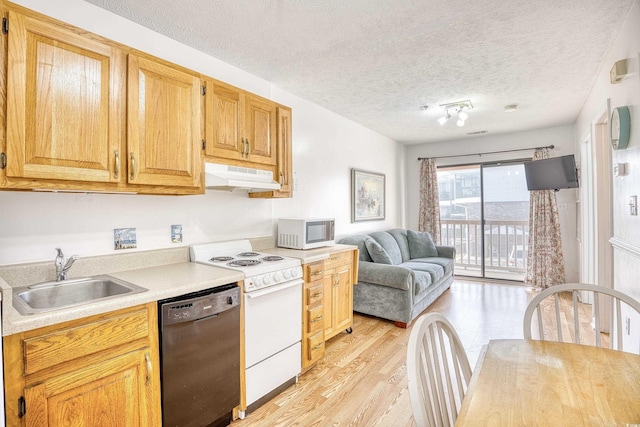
[407,230,438,258]
[365,238,393,264]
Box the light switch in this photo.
[630,195,638,216]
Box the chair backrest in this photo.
[523,283,640,353]
[406,312,472,427]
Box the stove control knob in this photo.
[283,269,291,279]
[253,277,262,288]
[262,275,271,285]
[274,271,283,283]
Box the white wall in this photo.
[403,125,579,282]
[0,0,401,265]
[574,0,640,352]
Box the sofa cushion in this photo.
[358,261,413,291]
[365,239,393,265]
[338,234,373,262]
[401,261,445,287]
[387,228,412,262]
[369,231,403,265]
[413,270,433,297]
[407,230,438,258]
[411,257,454,275]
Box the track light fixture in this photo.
[438,111,451,125]
[438,100,473,127]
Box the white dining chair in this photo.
[523,283,640,352]
[406,312,472,427]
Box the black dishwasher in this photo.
[158,284,240,427]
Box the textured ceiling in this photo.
[85,0,634,144]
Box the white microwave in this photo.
[277,218,335,250]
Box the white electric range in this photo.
[189,240,302,416]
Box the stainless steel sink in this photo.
[12,275,147,315]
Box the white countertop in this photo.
[2,262,243,335]
[262,244,358,264]
[0,243,358,336]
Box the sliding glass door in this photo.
[482,163,529,281]
[438,161,529,281]
[438,165,482,277]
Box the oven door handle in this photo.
[245,278,303,298]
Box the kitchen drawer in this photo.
[306,305,324,334]
[23,306,150,375]
[305,261,324,281]
[305,283,323,306]
[324,250,353,269]
[306,331,324,361]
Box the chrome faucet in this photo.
[55,248,79,281]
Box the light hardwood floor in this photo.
[232,279,537,426]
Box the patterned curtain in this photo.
[525,148,566,289]
[418,159,441,243]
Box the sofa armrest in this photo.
[435,245,456,259]
[358,261,414,291]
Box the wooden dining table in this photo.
[456,339,640,426]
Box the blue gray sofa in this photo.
[337,229,455,328]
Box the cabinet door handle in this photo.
[245,139,250,157]
[114,150,120,179]
[311,315,323,322]
[310,292,322,298]
[240,138,246,156]
[311,271,322,277]
[145,352,152,385]
[280,171,284,185]
[130,152,136,180]
[311,343,323,351]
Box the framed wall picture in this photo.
[351,169,386,222]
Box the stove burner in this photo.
[228,259,261,267]
[209,256,234,262]
[237,252,260,257]
[262,256,284,262]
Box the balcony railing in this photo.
[440,219,529,279]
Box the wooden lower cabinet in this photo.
[322,250,356,341]
[301,248,358,371]
[302,261,325,371]
[24,348,153,426]
[3,303,161,427]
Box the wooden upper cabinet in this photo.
[204,79,277,167]
[127,54,202,188]
[5,10,125,183]
[276,106,293,193]
[243,93,276,165]
[249,106,293,199]
[205,81,243,161]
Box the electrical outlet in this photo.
[171,224,182,243]
[630,195,638,216]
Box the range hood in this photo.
[205,162,281,192]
